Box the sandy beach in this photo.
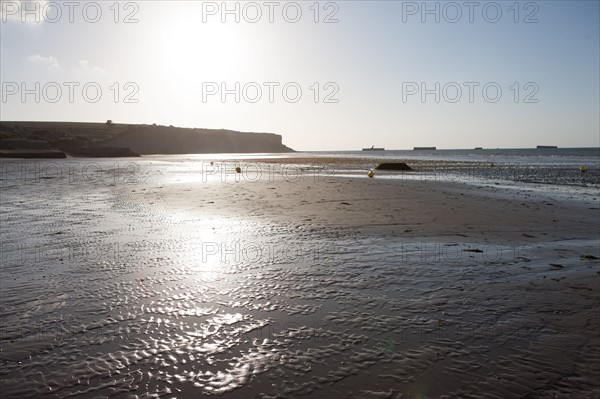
[1,157,599,398]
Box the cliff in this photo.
[101,125,294,154]
[0,121,294,156]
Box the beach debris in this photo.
[368,170,375,178]
[489,162,496,168]
[375,162,412,171]
[580,166,588,173]
[235,166,241,173]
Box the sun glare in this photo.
[155,9,250,81]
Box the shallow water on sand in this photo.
[1,159,598,398]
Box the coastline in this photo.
[0,156,598,397]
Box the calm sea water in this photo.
[158,147,600,165]
[301,148,600,190]
[311,147,600,165]
[2,148,598,192]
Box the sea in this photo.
[142,147,600,199]
[312,147,600,200]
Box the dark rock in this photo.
[0,149,66,158]
[375,162,413,171]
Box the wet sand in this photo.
[0,157,599,398]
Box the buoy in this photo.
[580,166,588,173]
[368,170,375,178]
[490,162,496,168]
[235,167,241,173]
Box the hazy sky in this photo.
[1,0,599,150]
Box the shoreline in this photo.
[1,155,598,397]
[2,154,598,204]
[145,155,600,205]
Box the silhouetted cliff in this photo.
[102,125,294,154]
[0,122,294,156]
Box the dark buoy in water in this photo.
[580,166,588,173]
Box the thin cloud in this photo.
[25,55,107,74]
[26,54,59,68]
[77,60,106,74]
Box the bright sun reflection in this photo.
[155,204,244,279]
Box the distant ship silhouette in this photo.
[362,145,385,151]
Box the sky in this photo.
[1,0,599,150]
